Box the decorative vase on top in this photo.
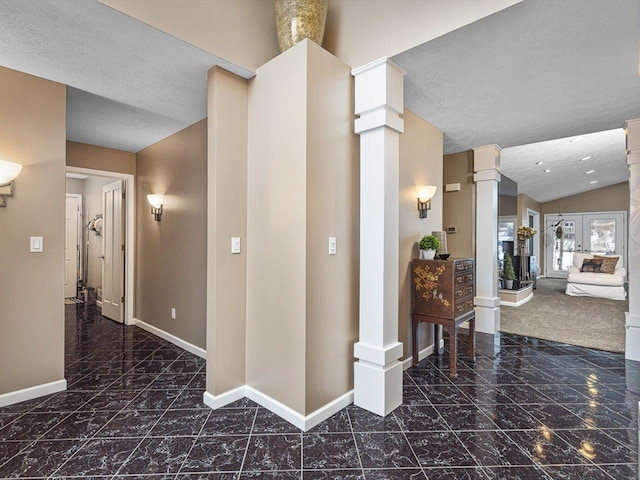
[275,0,328,52]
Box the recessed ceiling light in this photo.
[586,170,595,174]
[544,168,551,173]
[570,136,584,143]
[536,161,543,165]
[579,156,592,161]
[590,180,598,184]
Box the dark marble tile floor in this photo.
[0,304,638,479]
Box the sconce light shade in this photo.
[0,160,22,208]
[416,185,437,219]
[147,194,164,221]
[0,160,22,185]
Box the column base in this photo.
[625,324,640,362]
[354,359,402,416]
[474,296,500,334]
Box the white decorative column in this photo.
[625,119,640,362]
[473,145,502,334]
[352,58,405,416]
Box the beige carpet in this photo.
[500,278,627,353]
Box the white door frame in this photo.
[66,167,135,325]
[65,194,83,298]
[527,208,540,273]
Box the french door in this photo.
[545,212,625,278]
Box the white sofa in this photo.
[565,253,627,301]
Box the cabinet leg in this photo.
[435,325,443,355]
[448,326,458,379]
[412,319,418,367]
[468,317,476,363]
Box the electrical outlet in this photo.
[171,307,176,320]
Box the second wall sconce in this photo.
[147,194,164,221]
[416,185,437,219]
[0,160,23,208]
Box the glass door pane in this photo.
[583,213,624,256]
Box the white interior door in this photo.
[102,180,125,323]
[64,195,81,298]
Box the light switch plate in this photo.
[30,236,43,253]
[231,237,241,254]
[328,237,337,255]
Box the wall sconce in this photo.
[147,194,164,221]
[416,185,437,219]
[0,160,23,208]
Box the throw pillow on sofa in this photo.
[593,255,619,274]
[580,258,605,273]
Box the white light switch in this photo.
[30,236,43,253]
[231,237,241,254]
[328,237,337,255]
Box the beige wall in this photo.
[67,141,135,175]
[100,0,519,70]
[246,40,358,415]
[0,66,66,395]
[499,195,517,216]
[443,151,475,259]
[517,193,541,227]
[65,178,84,195]
[206,67,248,395]
[304,41,359,414]
[399,110,443,361]
[135,119,207,349]
[540,182,629,216]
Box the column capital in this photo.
[626,118,640,155]
[473,144,502,173]
[352,57,406,117]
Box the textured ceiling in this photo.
[0,0,252,152]
[393,0,640,202]
[501,129,627,203]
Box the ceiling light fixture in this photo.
[536,161,543,165]
[579,156,592,161]
[590,180,598,184]
[544,168,551,173]
[586,170,595,174]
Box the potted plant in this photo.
[419,235,440,260]
[502,252,516,289]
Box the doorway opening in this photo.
[65,167,135,325]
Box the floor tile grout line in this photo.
[345,406,365,477]
[48,340,173,478]
[235,404,259,475]
[393,409,430,478]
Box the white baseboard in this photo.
[133,318,206,359]
[401,339,444,370]
[0,379,67,408]
[203,386,246,409]
[203,385,353,432]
